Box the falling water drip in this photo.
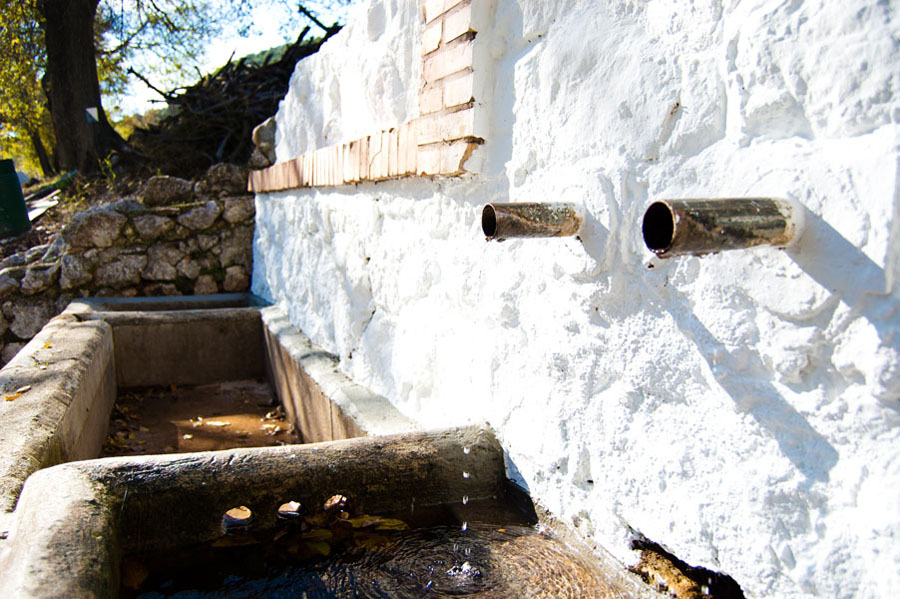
[462,471,470,479]
[463,446,470,455]
[462,495,469,505]
[461,521,468,532]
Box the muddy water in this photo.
[120,498,626,599]
[102,379,297,456]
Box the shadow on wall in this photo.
[665,286,839,487]
[787,207,895,351]
[659,205,900,485]
[788,206,899,409]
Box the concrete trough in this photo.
[0,294,415,524]
[0,427,507,597]
[0,294,663,599]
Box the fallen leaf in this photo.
[345,516,408,531]
[4,393,21,402]
[183,433,194,440]
[42,342,52,349]
[205,420,230,427]
[305,541,331,556]
[120,558,149,590]
[15,385,31,393]
[139,426,149,433]
[302,528,334,543]
[353,532,391,549]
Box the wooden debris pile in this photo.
[129,26,338,179]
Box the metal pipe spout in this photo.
[482,203,583,242]
[641,198,802,258]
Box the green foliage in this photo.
[113,108,163,140]
[98,0,222,82]
[0,0,54,175]
[2,0,356,176]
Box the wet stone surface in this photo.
[102,380,297,456]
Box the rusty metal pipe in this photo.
[641,198,802,258]
[482,202,583,241]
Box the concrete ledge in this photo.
[0,314,115,514]
[0,426,503,598]
[261,305,418,441]
[65,293,267,313]
[68,300,267,388]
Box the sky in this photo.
[109,1,357,117]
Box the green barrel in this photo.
[0,159,31,237]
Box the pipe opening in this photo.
[482,205,497,239]
[642,202,675,253]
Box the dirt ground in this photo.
[102,379,299,456]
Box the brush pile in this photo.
[129,26,337,179]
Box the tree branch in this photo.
[297,4,331,33]
[126,67,173,101]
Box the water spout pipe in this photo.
[482,203,583,241]
[641,198,802,258]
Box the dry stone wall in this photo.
[0,164,255,365]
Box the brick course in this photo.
[249,0,485,193]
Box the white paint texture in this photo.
[274,0,421,160]
[255,1,900,597]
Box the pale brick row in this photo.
[249,132,481,192]
[424,0,468,23]
[251,122,438,192]
[422,19,442,54]
[422,36,473,84]
[247,0,483,194]
[417,105,476,145]
[420,68,474,114]
[417,140,480,176]
[441,1,473,44]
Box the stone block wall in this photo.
[0,164,255,366]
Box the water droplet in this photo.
[462,471,470,479]
[462,495,469,505]
[461,521,468,532]
[463,446,470,454]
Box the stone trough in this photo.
[0,294,661,598]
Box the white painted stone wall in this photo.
[254,1,900,597]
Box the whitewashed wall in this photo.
[253,1,900,597]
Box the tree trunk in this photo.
[28,129,56,177]
[37,0,125,174]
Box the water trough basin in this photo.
[0,295,662,598]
